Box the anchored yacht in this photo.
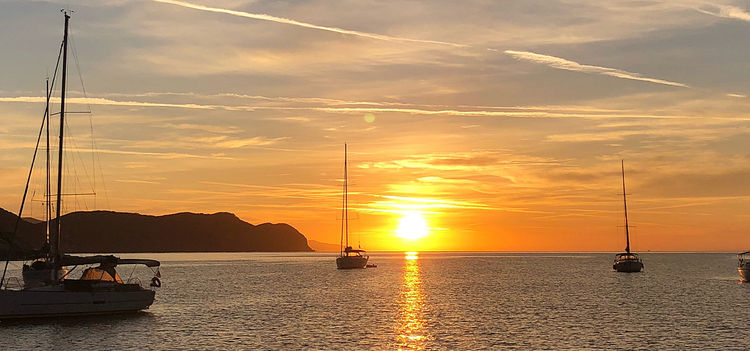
[613,161,644,273]
[0,12,161,318]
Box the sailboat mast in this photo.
[52,12,70,264]
[621,160,631,254]
[45,78,51,251]
[339,145,344,255]
[344,143,349,248]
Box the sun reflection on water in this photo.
[396,252,428,350]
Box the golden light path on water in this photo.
[396,251,428,350]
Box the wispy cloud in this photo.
[152,0,467,48]
[308,106,671,119]
[213,136,288,149]
[166,123,242,134]
[114,179,162,185]
[504,50,689,88]
[0,94,676,120]
[363,194,544,214]
[417,176,477,184]
[11,93,750,122]
[150,1,691,90]
[0,96,223,110]
[696,4,750,21]
[66,147,233,160]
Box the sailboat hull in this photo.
[336,256,368,269]
[0,286,155,319]
[739,264,750,282]
[613,260,643,273]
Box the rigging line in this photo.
[0,41,65,289]
[93,144,110,209]
[63,118,96,199]
[68,29,97,200]
[68,28,92,113]
[1,93,53,285]
[50,111,92,115]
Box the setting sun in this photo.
[396,211,429,240]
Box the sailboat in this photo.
[612,160,644,273]
[0,12,161,318]
[336,144,369,269]
[737,252,750,282]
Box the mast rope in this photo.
[69,27,109,210]
[0,41,64,289]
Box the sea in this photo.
[0,252,748,350]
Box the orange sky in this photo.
[3,1,750,251]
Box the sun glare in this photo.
[396,211,429,240]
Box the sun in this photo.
[396,211,429,240]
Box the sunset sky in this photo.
[3,0,750,251]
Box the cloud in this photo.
[0,96,224,110]
[696,4,750,22]
[166,123,242,134]
[65,147,233,160]
[504,50,690,88]
[417,176,477,184]
[310,106,674,119]
[0,94,676,120]
[213,136,288,149]
[150,1,693,90]
[363,194,544,213]
[152,0,467,48]
[361,152,561,172]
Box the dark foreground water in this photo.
[1,252,749,350]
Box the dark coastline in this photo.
[0,207,312,257]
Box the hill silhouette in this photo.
[0,208,312,257]
[308,240,340,252]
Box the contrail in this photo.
[152,0,691,89]
[152,0,468,48]
[505,50,689,88]
[696,4,750,21]
[0,95,693,119]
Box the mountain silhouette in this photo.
[0,208,312,257]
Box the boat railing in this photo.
[2,277,23,290]
[613,255,642,263]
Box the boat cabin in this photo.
[615,252,641,261]
[80,267,123,283]
[614,253,641,262]
[738,251,750,264]
[342,246,367,257]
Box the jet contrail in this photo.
[152,0,468,48]
[152,0,691,90]
[696,4,750,22]
[505,50,689,88]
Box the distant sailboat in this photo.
[0,12,161,318]
[336,144,369,269]
[738,252,750,282]
[613,160,644,273]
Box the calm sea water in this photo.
[1,252,749,350]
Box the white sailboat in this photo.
[0,12,161,318]
[613,160,644,273]
[336,144,369,269]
